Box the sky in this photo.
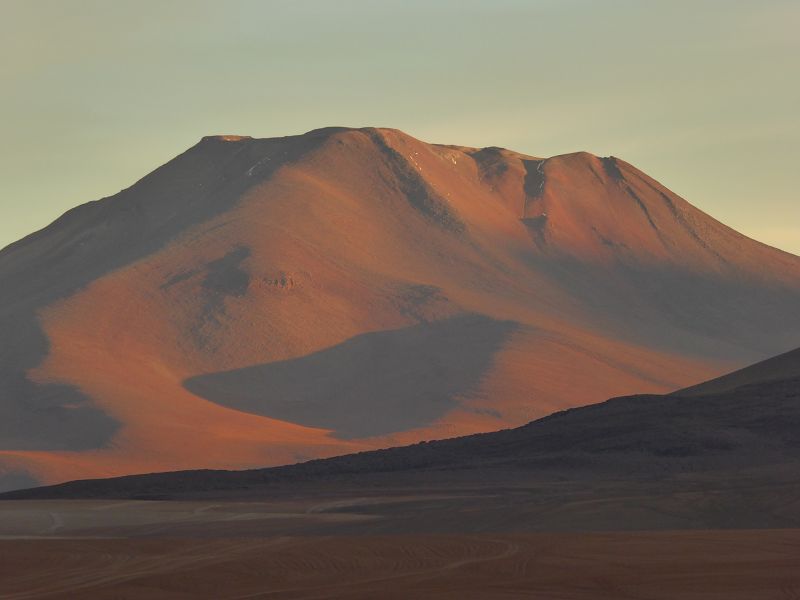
[1,0,798,254]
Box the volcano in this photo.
[1,127,799,490]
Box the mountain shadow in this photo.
[185,314,517,438]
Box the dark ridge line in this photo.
[641,176,728,264]
[602,157,669,249]
[600,156,624,181]
[521,158,547,219]
[364,129,466,234]
[624,184,662,237]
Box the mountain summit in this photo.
[2,127,799,490]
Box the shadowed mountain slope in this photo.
[1,126,800,490]
[185,314,516,438]
[678,346,800,397]
[4,346,798,508]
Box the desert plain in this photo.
[3,491,800,599]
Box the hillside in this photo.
[2,126,800,490]
[4,346,799,510]
[678,346,800,396]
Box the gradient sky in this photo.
[2,0,798,254]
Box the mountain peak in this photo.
[200,134,253,143]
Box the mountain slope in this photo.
[1,126,799,490]
[678,346,800,397]
[5,346,798,509]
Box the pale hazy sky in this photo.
[2,0,798,254]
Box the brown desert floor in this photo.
[2,531,800,599]
[1,498,799,599]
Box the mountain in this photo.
[5,346,799,535]
[678,346,800,397]
[2,126,800,491]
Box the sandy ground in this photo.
[1,499,799,599]
[2,531,800,599]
